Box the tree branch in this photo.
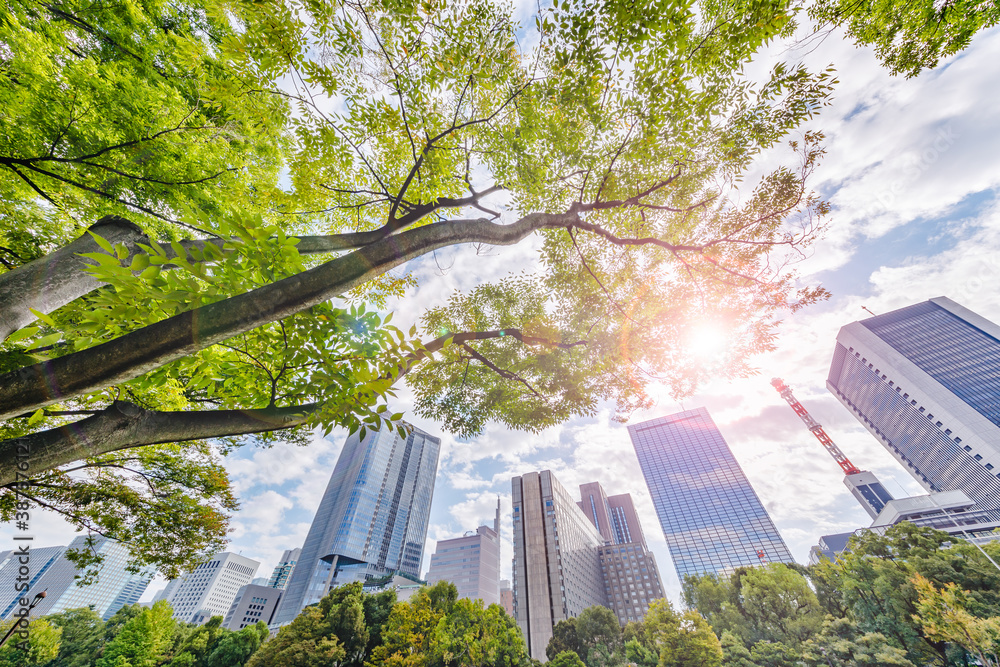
[0,401,317,485]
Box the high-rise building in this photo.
[223,583,283,630]
[0,546,67,619]
[1,537,153,621]
[165,552,260,624]
[828,297,1000,516]
[499,579,514,617]
[577,483,647,548]
[576,482,665,626]
[512,471,606,660]
[267,548,301,590]
[628,408,795,582]
[426,501,501,605]
[272,423,441,626]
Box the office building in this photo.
[499,580,514,616]
[267,548,301,590]
[426,502,502,605]
[576,482,664,625]
[0,546,67,619]
[152,578,181,604]
[828,297,1000,516]
[808,532,854,566]
[273,423,441,625]
[512,471,607,660]
[2,537,153,620]
[577,483,646,548]
[166,552,260,624]
[598,543,665,625]
[223,584,283,630]
[629,408,795,582]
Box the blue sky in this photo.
[6,14,1000,607]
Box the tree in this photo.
[548,651,587,667]
[575,606,624,667]
[912,573,1000,667]
[823,523,1000,665]
[205,623,269,667]
[96,600,176,667]
[626,599,722,667]
[2,0,835,573]
[166,615,230,667]
[430,598,530,667]
[808,0,999,77]
[247,582,399,667]
[799,616,915,667]
[42,607,105,667]
[738,564,824,647]
[546,619,582,662]
[0,619,61,667]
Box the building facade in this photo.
[1,537,153,621]
[272,423,441,626]
[0,546,67,619]
[166,552,260,624]
[628,408,794,582]
[499,579,514,617]
[828,297,1000,516]
[267,548,301,590]
[426,504,501,605]
[598,543,664,625]
[223,583,283,630]
[512,471,606,660]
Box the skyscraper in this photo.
[512,471,606,660]
[272,423,441,626]
[1,537,154,621]
[628,408,794,582]
[166,552,260,624]
[576,482,664,626]
[426,501,501,605]
[827,297,1000,516]
[267,548,301,590]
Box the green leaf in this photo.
[89,231,114,253]
[5,326,40,343]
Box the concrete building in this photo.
[576,482,664,626]
[273,423,441,626]
[598,543,665,625]
[223,584,283,630]
[577,483,646,547]
[629,408,795,582]
[828,297,1000,518]
[266,548,301,590]
[1,537,153,621]
[807,532,854,565]
[512,471,606,660]
[152,578,181,604]
[499,579,514,617]
[426,502,501,605]
[166,552,260,624]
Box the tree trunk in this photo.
[0,216,148,340]
[0,211,572,421]
[0,401,317,486]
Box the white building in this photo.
[165,552,259,624]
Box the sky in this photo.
[5,12,1000,609]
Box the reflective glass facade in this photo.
[628,409,794,582]
[828,298,1000,515]
[273,423,440,625]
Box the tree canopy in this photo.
[1,0,835,573]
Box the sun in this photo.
[686,323,730,364]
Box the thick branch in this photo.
[0,216,148,340]
[0,211,577,420]
[0,401,316,486]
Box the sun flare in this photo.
[686,324,730,363]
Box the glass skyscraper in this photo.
[272,423,440,625]
[628,408,794,582]
[827,297,1000,515]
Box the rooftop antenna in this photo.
[861,306,878,317]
